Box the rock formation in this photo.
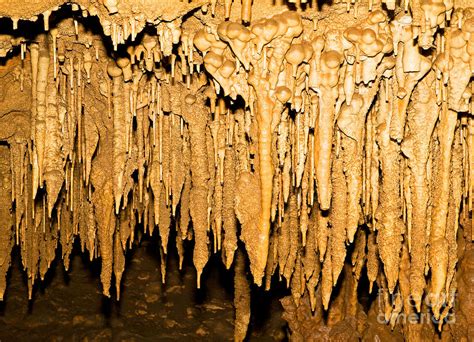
[0,0,473,340]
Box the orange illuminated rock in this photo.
[0,1,471,340]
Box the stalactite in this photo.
[235,169,261,285]
[179,173,191,240]
[170,114,187,217]
[282,192,298,285]
[366,228,379,293]
[90,105,115,296]
[114,229,126,299]
[158,189,171,254]
[34,34,50,195]
[321,239,333,310]
[428,106,459,318]
[44,38,64,217]
[338,94,364,243]
[212,155,223,253]
[303,209,321,311]
[223,146,237,269]
[376,79,403,295]
[264,231,278,291]
[444,126,462,307]
[59,204,74,270]
[158,114,171,253]
[108,61,127,213]
[290,253,303,306]
[180,85,211,288]
[402,71,439,310]
[329,147,347,288]
[0,145,13,299]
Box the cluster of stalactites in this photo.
[193,0,474,334]
[1,17,205,301]
[0,1,473,341]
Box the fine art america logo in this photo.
[376,290,456,325]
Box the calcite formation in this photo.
[0,0,473,340]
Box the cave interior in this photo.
[0,0,473,340]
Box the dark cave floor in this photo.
[0,236,287,341]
